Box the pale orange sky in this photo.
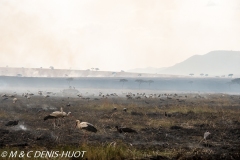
[0,0,240,71]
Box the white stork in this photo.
[44,95,50,98]
[44,107,71,128]
[13,98,18,103]
[199,131,211,145]
[204,131,211,140]
[75,120,97,139]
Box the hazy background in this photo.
[1,76,240,95]
[0,0,240,71]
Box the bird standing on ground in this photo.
[44,110,71,120]
[13,98,18,103]
[44,95,50,98]
[5,120,19,126]
[66,102,71,107]
[198,131,211,145]
[115,126,137,134]
[8,94,15,98]
[75,120,97,139]
[44,107,71,128]
[204,131,211,140]
[75,120,97,133]
[26,95,31,100]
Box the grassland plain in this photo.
[0,93,240,159]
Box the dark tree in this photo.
[135,79,144,89]
[147,80,154,86]
[120,79,128,88]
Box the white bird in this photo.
[204,131,211,140]
[13,98,18,103]
[38,91,43,95]
[44,108,71,120]
[77,94,82,98]
[23,93,28,97]
[199,131,211,145]
[44,95,50,98]
[75,120,97,138]
[44,107,71,128]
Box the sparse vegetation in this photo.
[0,93,240,159]
[119,79,128,88]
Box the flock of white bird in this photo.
[1,91,211,142]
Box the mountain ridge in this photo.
[128,50,240,77]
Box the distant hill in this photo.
[129,51,240,77]
[161,50,240,76]
[1,51,239,78]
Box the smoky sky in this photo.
[0,0,240,71]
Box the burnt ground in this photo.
[0,93,240,159]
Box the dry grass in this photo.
[0,93,240,159]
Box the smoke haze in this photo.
[0,0,240,71]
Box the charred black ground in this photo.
[0,92,240,159]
